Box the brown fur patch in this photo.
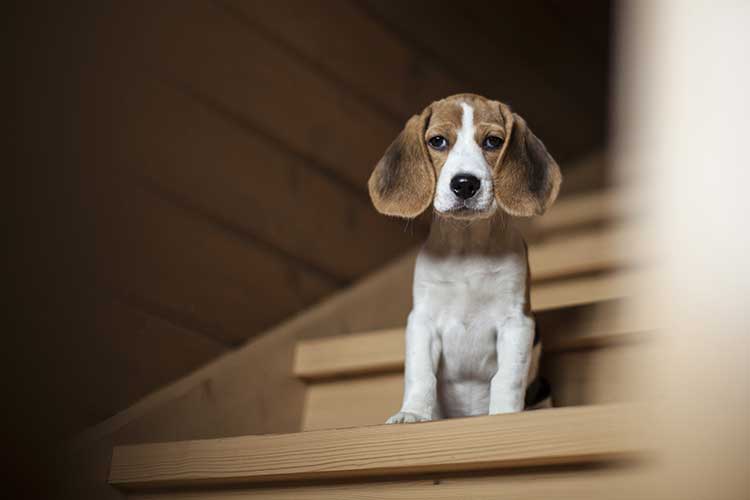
[368,107,434,218]
[494,104,562,216]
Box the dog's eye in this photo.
[482,135,503,150]
[428,135,448,151]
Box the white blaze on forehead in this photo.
[457,102,476,149]
[433,101,496,213]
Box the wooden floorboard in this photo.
[130,463,644,500]
[110,405,641,490]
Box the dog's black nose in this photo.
[450,175,481,200]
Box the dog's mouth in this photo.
[437,204,496,220]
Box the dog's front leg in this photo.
[386,311,440,424]
[489,314,534,414]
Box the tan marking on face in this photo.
[424,94,508,177]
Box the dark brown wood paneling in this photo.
[85,172,337,345]
[464,0,608,137]
[220,0,463,120]
[358,0,608,162]
[83,69,421,281]
[93,0,397,189]
[65,297,227,428]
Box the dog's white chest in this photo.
[412,246,528,417]
[427,273,504,382]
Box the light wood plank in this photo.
[294,299,650,381]
[295,328,405,380]
[526,187,633,240]
[110,405,641,489]
[532,270,641,312]
[529,223,632,281]
[302,374,404,430]
[131,463,644,500]
[301,342,643,431]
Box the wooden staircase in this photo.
[105,189,653,499]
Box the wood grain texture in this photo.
[220,0,461,120]
[84,69,421,282]
[295,328,405,380]
[302,373,404,430]
[87,176,337,344]
[532,270,641,311]
[110,405,641,489]
[293,299,649,381]
[529,223,631,281]
[130,463,643,500]
[94,0,396,189]
[523,188,637,246]
[301,344,643,431]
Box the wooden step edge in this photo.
[531,269,641,312]
[294,328,650,381]
[294,270,645,381]
[109,404,644,491]
[528,222,635,282]
[529,189,632,235]
[294,327,650,382]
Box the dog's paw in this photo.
[385,411,431,424]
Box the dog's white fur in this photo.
[386,103,536,423]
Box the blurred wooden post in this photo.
[613,1,750,498]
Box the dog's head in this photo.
[368,94,561,219]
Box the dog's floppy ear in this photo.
[368,107,434,218]
[493,105,562,216]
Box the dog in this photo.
[368,94,561,423]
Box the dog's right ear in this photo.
[368,107,435,218]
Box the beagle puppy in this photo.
[368,94,561,423]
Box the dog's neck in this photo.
[425,209,514,256]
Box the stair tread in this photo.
[109,404,643,490]
[294,270,648,381]
[527,189,633,237]
[528,223,635,281]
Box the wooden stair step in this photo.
[528,223,634,282]
[127,462,644,499]
[295,271,646,382]
[110,404,642,491]
[531,268,640,311]
[525,189,634,238]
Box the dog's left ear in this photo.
[493,105,562,216]
[368,107,435,218]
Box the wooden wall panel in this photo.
[92,0,398,189]
[85,176,337,345]
[68,297,227,429]
[83,70,420,281]
[358,0,606,162]
[222,0,462,120]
